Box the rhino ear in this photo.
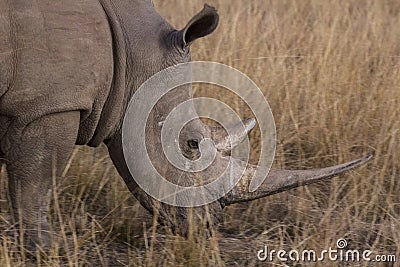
[180,4,219,47]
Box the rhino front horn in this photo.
[221,153,373,205]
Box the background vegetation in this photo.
[1,0,399,266]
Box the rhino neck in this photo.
[90,0,175,146]
[87,0,129,146]
[99,0,195,178]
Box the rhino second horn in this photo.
[212,118,256,155]
[221,153,373,205]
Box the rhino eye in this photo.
[187,139,199,149]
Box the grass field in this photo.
[1,0,399,266]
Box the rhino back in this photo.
[0,0,115,146]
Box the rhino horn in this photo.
[221,153,373,205]
[212,118,256,155]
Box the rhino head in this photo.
[104,3,372,236]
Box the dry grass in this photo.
[1,0,399,266]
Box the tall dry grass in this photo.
[1,0,399,266]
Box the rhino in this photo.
[0,0,372,249]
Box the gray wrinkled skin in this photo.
[0,0,371,250]
[0,0,220,248]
